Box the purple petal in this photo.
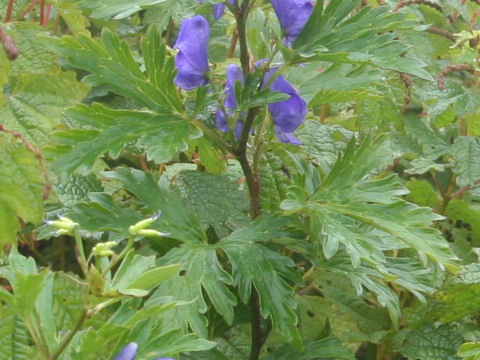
[275,127,301,145]
[174,15,210,90]
[213,4,226,20]
[269,92,307,133]
[234,121,244,140]
[225,64,244,111]
[216,108,229,132]
[114,343,138,360]
[262,67,307,141]
[270,0,314,46]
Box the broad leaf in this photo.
[0,139,44,247]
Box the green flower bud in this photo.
[92,241,117,257]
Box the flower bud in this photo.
[92,241,117,257]
[45,216,79,235]
[128,213,161,235]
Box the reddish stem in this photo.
[5,0,15,22]
[42,4,51,26]
[39,0,44,26]
[22,0,39,18]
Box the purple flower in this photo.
[114,343,138,360]
[265,67,307,144]
[196,0,235,20]
[270,0,315,46]
[216,64,244,133]
[174,15,210,90]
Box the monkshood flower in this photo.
[270,0,315,46]
[114,343,138,360]
[196,0,235,20]
[216,64,244,133]
[265,67,307,144]
[174,15,210,90]
[114,342,175,360]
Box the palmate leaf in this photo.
[290,1,433,80]
[219,215,303,348]
[0,138,44,247]
[152,245,237,337]
[47,27,194,173]
[46,26,182,114]
[283,137,457,270]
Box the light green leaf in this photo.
[452,136,480,187]
[127,263,181,292]
[0,312,30,360]
[400,324,462,360]
[79,0,169,19]
[0,139,44,247]
[174,171,250,238]
[1,71,89,147]
[139,330,216,358]
[152,245,237,335]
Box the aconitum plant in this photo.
[174,2,309,144]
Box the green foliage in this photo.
[0,138,44,247]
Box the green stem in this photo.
[25,318,50,360]
[103,235,135,275]
[50,309,87,360]
[73,228,88,277]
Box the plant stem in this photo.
[5,0,14,22]
[25,318,50,360]
[39,0,44,26]
[73,228,88,277]
[232,2,270,359]
[50,309,87,360]
[235,0,251,75]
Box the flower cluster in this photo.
[174,1,312,144]
[114,342,174,360]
